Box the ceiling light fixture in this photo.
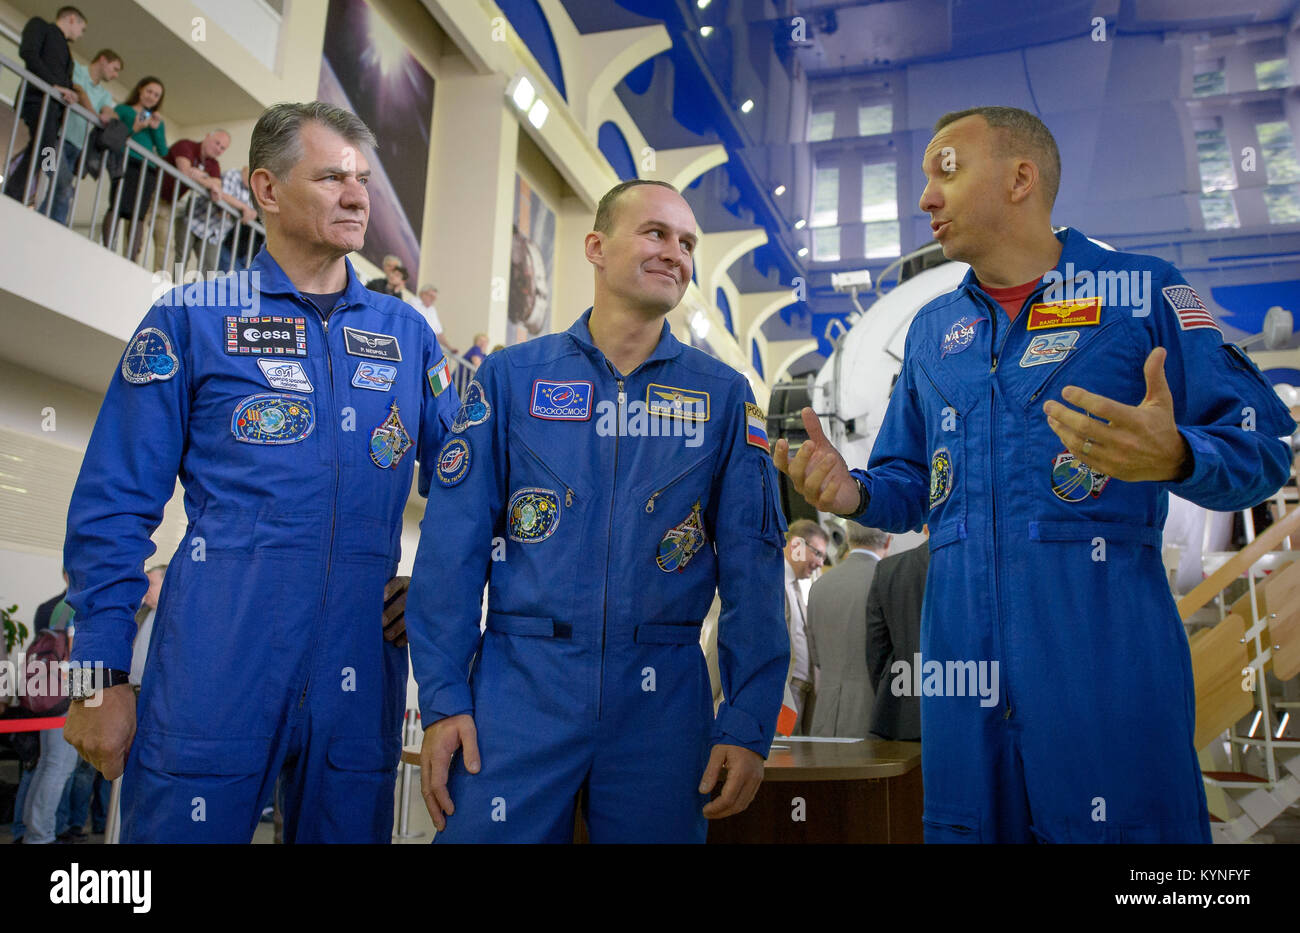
[740,99,754,114]
[773,184,786,196]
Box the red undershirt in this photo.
[978,277,1042,323]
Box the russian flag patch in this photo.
[745,402,769,451]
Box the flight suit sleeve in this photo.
[405,352,510,723]
[1151,270,1296,511]
[63,301,191,673]
[709,383,791,756]
[851,337,931,532]
[416,323,460,497]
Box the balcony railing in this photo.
[1,52,265,277]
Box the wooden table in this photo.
[401,738,924,844]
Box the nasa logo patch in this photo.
[121,327,179,384]
[530,380,593,421]
[508,487,561,543]
[231,394,314,444]
[435,437,471,486]
[930,447,953,509]
[656,500,708,573]
[941,316,985,357]
[452,379,492,432]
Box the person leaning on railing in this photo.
[100,75,167,262]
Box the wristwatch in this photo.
[68,666,132,702]
[837,476,869,518]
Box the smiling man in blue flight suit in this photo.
[406,179,789,843]
[777,106,1296,843]
[60,102,459,843]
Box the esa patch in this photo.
[435,437,471,486]
[1019,330,1080,368]
[452,379,491,432]
[343,326,402,362]
[929,447,953,509]
[231,394,314,444]
[352,361,396,392]
[257,358,313,392]
[530,380,593,421]
[656,501,708,573]
[940,315,985,357]
[1026,297,1101,331]
[1051,451,1109,502]
[1163,285,1220,333]
[508,487,560,543]
[745,402,769,451]
[368,400,413,469]
[226,316,306,356]
[121,327,179,384]
[646,384,709,422]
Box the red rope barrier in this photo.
[0,716,67,733]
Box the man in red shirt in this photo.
[153,130,240,272]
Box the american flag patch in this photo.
[1163,285,1220,333]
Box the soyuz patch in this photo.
[369,400,413,469]
[226,316,306,356]
[121,327,179,384]
[656,500,707,573]
[1050,450,1110,502]
[435,437,471,486]
[1026,297,1101,331]
[530,380,593,420]
[343,326,402,362]
[508,487,560,543]
[929,447,953,509]
[1019,330,1080,368]
[258,358,313,392]
[352,361,397,392]
[646,384,709,422]
[231,394,314,444]
[452,379,492,432]
[941,315,985,357]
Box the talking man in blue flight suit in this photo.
[61,102,459,842]
[778,106,1296,843]
[405,180,790,843]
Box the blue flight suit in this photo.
[405,309,789,843]
[850,227,1296,843]
[63,249,459,843]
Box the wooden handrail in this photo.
[1177,505,1300,621]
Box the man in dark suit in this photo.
[806,522,889,737]
[4,6,86,204]
[865,532,930,741]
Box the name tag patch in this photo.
[258,358,313,392]
[231,394,314,444]
[1026,297,1101,331]
[530,380,593,420]
[121,327,179,384]
[352,361,396,392]
[646,384,709,422]
[344,326,402,361]
[1019,330,1080,368]
[226,316,306,356]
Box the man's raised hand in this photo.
[773,407,860,516]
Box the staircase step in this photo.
[1203,771,1269,783]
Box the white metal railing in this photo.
[1,51,265,275]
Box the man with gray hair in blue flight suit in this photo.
[777,106,1295,843]
[60,101,460,842]
[406,179,790,843]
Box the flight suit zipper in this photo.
[644,454,711,512]
[300,301,341,711]
[597,369,625,720]
[514,436,575,507]
[983,290,1018,721]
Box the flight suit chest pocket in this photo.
[1017,315,1143,411]
[506,427,588,544]
[634,452,716,574]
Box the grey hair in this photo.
[249,101,376,182]
[419,283,437,293]
[934,105,1061,207]
[845,522,888,550]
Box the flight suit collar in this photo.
[956,226,1100,302]
[248,247,371,309]
[565,307,684,373]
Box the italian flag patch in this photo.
[427,359,452,397]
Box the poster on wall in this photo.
[508,174,557,345]
[318,0,434,283]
